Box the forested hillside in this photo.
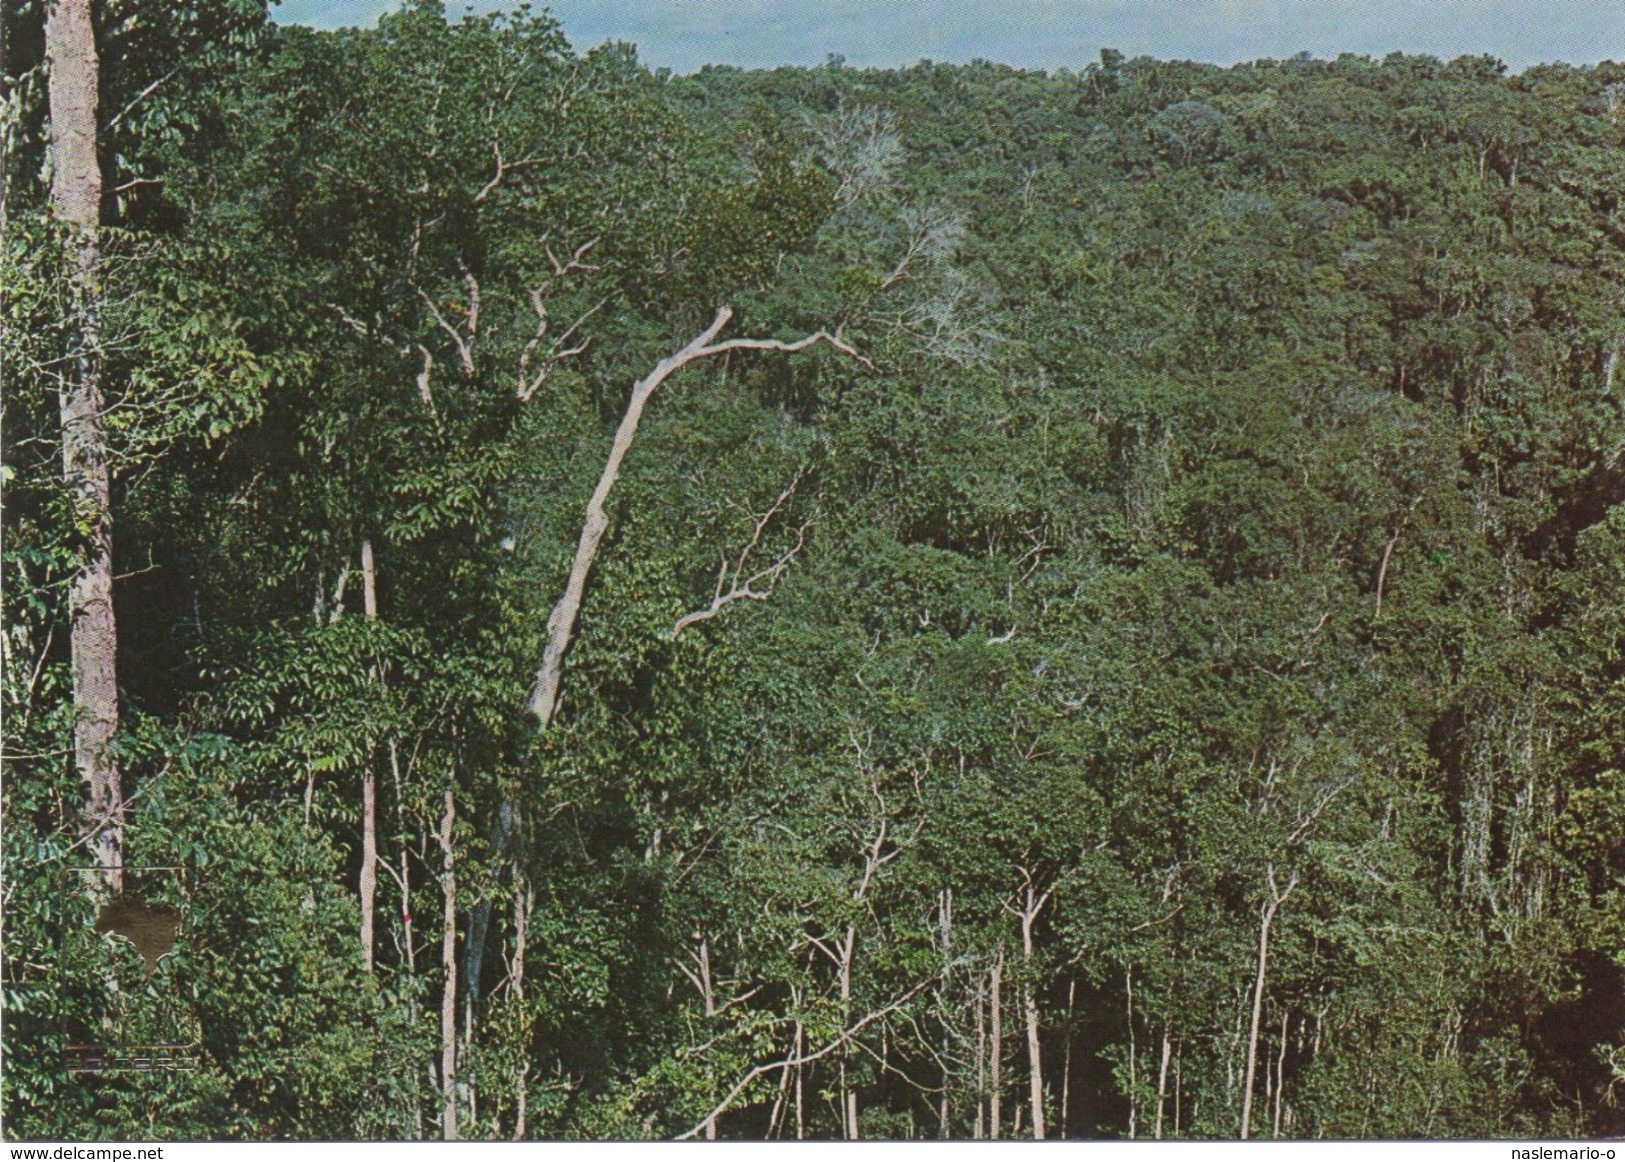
[3,0,1623,1140]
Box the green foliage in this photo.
[5,7,1624,1139]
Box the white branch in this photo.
[472,140,547,204]
[517,292,605,402]
[416,345,435,408]
[546,237,601,277]
[414,281,475,374]
[671,467,812,637]
[673,976,936,1140]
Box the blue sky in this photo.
[271,1,1625,73]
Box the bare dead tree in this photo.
[528,305,868,729]
[880,204,966,291]
[805,99,903,209]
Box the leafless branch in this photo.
[671,467,812,637]
[105,64,183,132]
[517,291,605,402]
[414,280,475,374]
[416,345,435,408]
[331,305,375,341]
[546,237,601,277]
[472,140,547,204]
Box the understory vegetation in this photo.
[3,0,1623,1139]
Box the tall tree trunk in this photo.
[938,888,953,1140]
[1060,978,1076,1139]
[793,1010,805,1140]
[990,946,1003,1140]
[1241,866,1297,1140]
[360,538,379,970]
[440,788,459,1140]
[1272,1009,1289,1138]
[1125,971,1136,1139]
[1154,1030,1173,1139]
[1021,911,1045,1139]
[390,742,416,977]
[510,873,530,1140]
[973,975,986,1139]
[839,924,858,1140]
[47,0,120,891]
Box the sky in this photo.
[270,0,1625,74]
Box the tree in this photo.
[45,0,120,884]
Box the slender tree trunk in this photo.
[361,763,377,969]
[1154,1030,1172,1139]
[528,310,733,727]
[1060,978,1076,1139]
[794,1014,805,1140]
[47,0,120,892]
[939,888,953,1140]
[974,975,986,1139]
[440,788,459,1140]
[360,539,379,970]
[1125,971,1137,1139]
[1241,867,1297,1139]
[391,743,416,976]
[1022,913,1045,1139]
[990,946,1003,1140]
[1272,1009,1289,1138]
[1240,909,1272,1138]
[510,873,530,1140]
[840,925,859,1139]
[768,1023,795,1140]
[697,936,719,1140]
[1374,526,1401,618]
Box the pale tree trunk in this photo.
[1060,979,1076,1139]
[990,947,1003,1139]
[793,1008,805,1139]
[973,977,986,1139]
[1012,872,1054,1140]
[1240,865,1297,1139]
[440,788,459,1140]
[1154,1030,1173,1139]
[938,888,953,1139]
[389,742,416,978]
[1272,1009,1289,1137]
[1021,911,1045,1138]
[1125,972,1136,1139]
[839,924,858,1139]
[695,936,719,1140]
[47,0,120,892]
[510,873,531,1140]
[528,306,864,729]
[767,1022,795,1139]
[360,538,379,970]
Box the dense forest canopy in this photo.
[2,0,1623,1140]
